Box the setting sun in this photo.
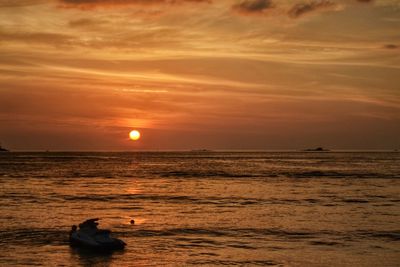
[129,130,141,141]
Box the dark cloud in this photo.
[384,44,398,49]
[58,0,210,9]
[288,0,336,18]
[356,0,373,3]
[232,0,274,15]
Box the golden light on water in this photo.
[129,130,141,141]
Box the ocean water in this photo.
[0,151,399,266]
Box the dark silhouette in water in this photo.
[69,225,77,242]
[191,149,212,152]
[69,218,126,251]
[70,245,119,267]
[79,218,99,229]
[0,143,9,152]
[303,147,330,152]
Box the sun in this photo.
[129,130,141,141]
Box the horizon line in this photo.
[2,149,399,153]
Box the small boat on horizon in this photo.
[302,147,330,152]
[0,144,9,152]
[191,149,212,152]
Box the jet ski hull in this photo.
[70,233,126,251]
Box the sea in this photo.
[0,151,399,266]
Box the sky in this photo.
[0,0,399,151]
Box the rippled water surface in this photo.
[0,152,399,266]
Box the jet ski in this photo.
[69,218,126,251]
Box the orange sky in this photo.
[0,0,399,150]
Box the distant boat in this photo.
[191,149,212,152]
[303,147,330,152]
[0,145,9,152]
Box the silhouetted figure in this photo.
[79,218,99,230]
[130,219,135,225]
[69,218,126,250]
[69,225,77,241]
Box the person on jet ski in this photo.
[69,218,126,250]
[79,218,99,229]
[78,218,101,236]
[69,225,77,241]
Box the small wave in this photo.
[62,194,199,203]
[342,199,369,203]
[0,228,67,246]
[124,227,400,245]
[187,259,279,266]
[227,243,257,250]
[197,252,219,256]
[356,230,400,241]
[0,194,49,204]
[125,227,321,242]
[175,237,222,249]
[309,240,343,246]
[157,170,258,178]
[153,169,400,180]
[14,154,120,160]
[129,228,228,238]
[280,170,391,179]
[61,194,269,207]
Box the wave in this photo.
[121,227,400,240]
[157,170,258,178]
[187,259,278,266]
[278,170,398,179]
[3,227,398,247]
[2,151,398,180]
[59,194,268,206]
[1,192,395,208]
[0,228,68,246]
[151,170,399,179]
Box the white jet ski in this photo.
[69,218,126,251]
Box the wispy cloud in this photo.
[68,18,109,28]
[232,0,274,15]
[383,44,398,49]
[230,0,376,18]
[0,30,76,47]
[0,0,46,7]
[58,0,211,9]
[288,0,338,18]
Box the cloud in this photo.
[0,30,75,47]
[0,0,47,7]
[384,44,398,49]
[69,18,98,27]
[68,18,110,28]
[58,0,210,9]
[232,0,274,15]
[288,0,337,18]
[231,0,346,18]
